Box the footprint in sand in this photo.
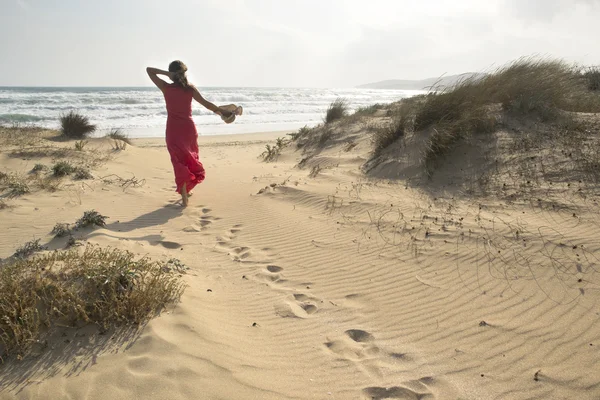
[156,240,181,250]
[363,376,457,399]
[183,207,220,233]
[361,384,429,400]
[274,293,320,319]
[324,329,412,377]
[325,330,380,361]
[255,265,286,285]
[342,293,369,310]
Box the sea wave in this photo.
[0,86,426,136]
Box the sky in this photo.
[1,0,600,87]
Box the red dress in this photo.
[163,84,205,194]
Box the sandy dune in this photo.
[1,127,599,400]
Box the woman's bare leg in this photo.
[181,182,189,207]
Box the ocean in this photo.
[0,86,425,137]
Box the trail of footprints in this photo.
[188,208,443,399]
[183,206,220,233]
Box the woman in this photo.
[146,61,231,207]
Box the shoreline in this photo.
[133,130,293,148]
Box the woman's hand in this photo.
[219,109,233,118]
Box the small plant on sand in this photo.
[75,210,108,229]
[60,111,96,139]
[74,140,88,151]
[0,199,8,210]
[13,239,46,259]
[106,128,132,145]
[261,144,279,162]
[325,98,349,124]
[0,245,186,358]
[36,176,62,192]
[73,166,93,180]
[51,222,72,238]
[1,173,30,197]
[52,161,76,177]
[261,137,289,162]
[31,163,47,173]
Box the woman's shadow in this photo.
[106,204,183,233]
[81,204,185,247]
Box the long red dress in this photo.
[163,84,205,194]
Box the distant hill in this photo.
[357,73,486,90]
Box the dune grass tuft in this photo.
[106,128,132,145]
[0,172,30,197]
[325,98,349,124]
[74,140,88,151]
[73,167,93,180]
[372,104,413,157]
[0,245,186,358]
[60,111,96,139]
[31,163,47,173]
[583,66,600,91]
[52,161,76,177]
[373,57,600,176]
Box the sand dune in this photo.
[1,126,599,400]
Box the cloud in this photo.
[16,0,28,9]
[504,0,600,22]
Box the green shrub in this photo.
[52,161,76,177]
[60,111,96,139]
[325,98,349,124]
[75,210,108,229]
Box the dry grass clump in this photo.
[288,125,312,141]
[51,161,92,180]
[375,58,600,176]
[13,239,46,259]
[583,66,600,91]
[73,167,93,180]
[74,140,88,151]
[60,111,96,139]
[75,210,108,229]
[354,103,385,116]
[0,245,186,358]
[35,176,62,192]
[0,125,46,147]
[51,223,72,238]
[0,172,30,198]
[31,163,47,173]
[372,104,413,157]
[261,137,289,162]
[105,128,132,145]
[325,98,349,124]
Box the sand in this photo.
[1,126,599,400]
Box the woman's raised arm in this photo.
[146,67,171,91]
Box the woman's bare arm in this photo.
[146,67,171,91]
[191,86,232,117]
